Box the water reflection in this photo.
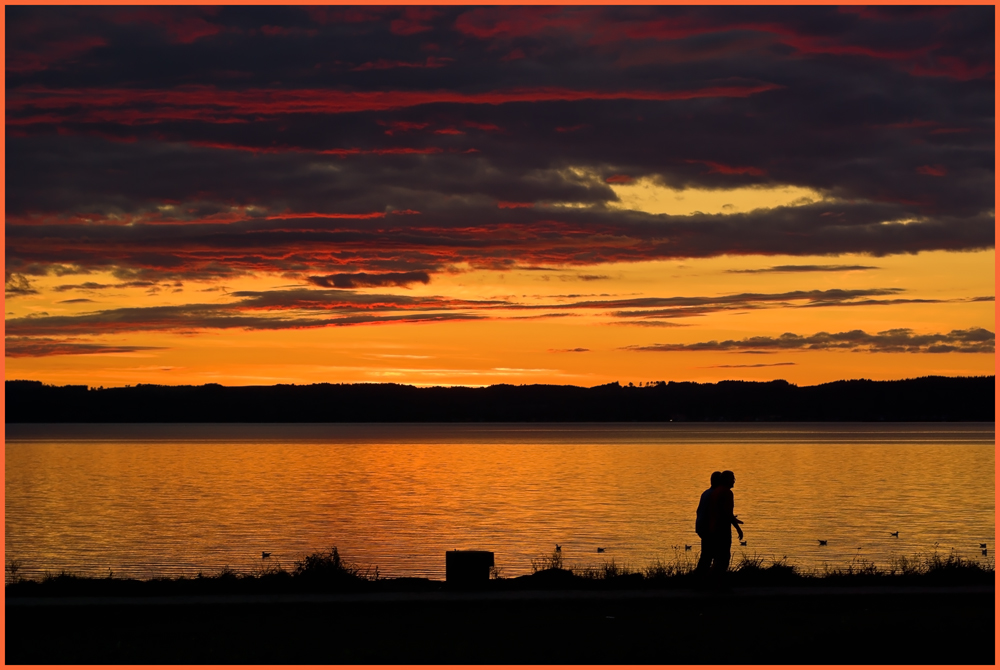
[5,423,994,580]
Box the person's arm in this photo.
[731,514,744,540]
[728,491,743,540]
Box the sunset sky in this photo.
[4,5,994,388]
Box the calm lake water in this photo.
[5,423,995,580]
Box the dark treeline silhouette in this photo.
[5,376,993,422]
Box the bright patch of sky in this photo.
[608,179,827,216]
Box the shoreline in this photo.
[9,547,993,597]
[7,376,993,422]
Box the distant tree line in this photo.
[5,376,994,422]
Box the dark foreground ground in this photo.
[7,585,994,664]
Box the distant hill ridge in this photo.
[5,376,994,422]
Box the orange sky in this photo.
[7,245,994,388]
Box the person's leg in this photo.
[719,542,731,573]
[711,537,732,588]
[696,536,713,574]
[694,536,715,589]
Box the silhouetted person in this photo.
[704,470,744,588]
[695,471,723,575]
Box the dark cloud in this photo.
[306,271,430,289]
[4,301,485,338]
[7,83,782,126]
[526,286,966,321]
[794,296,990,309]
[3,6,992,285]
[228,288,504,311]
[612,320,688,327]
[5,282,985,344]
[5,273,38,297]
[6,203,993,283]
[505,312,576,321]
[626,328,995,354]
[566,288,992,320]
[587,288,904,319]
[4,337,166,358]
[549,347,590,353]
[2,8,994,357]
[5,286,497,340]
[53,280,158,292]
[703,362,797,368]
[56,298,96,304]
[727,265,880,274]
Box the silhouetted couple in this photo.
[695,470,743,588]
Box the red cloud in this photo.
[908,57,994,81]
[455,7,589,40]
[772,28,990,81]
[838,6,952,20]
[6,36,108,73]
[928,127,971,135]
[265,212,387,220]
[592,14,986,82]
[183,140,444,157]
[109,8,222,44]
[686,160,766,176]
[777,34,934,62]
[497,201,534,209]
[6,208,992,286]
[7,84,783,127]
[452,8,986,84]
[305,7,387,25]
[352,56,453,71]
[323,146,441,156]
[260,25,319,38]
[464,121,502,132]
[916,165,947,177]
[605,174,633,184]
[599,16,718,44]
[884,119,937,129]
[378,120,431,136]
[390,7,439,36]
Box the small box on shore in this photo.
[446,550,495,584]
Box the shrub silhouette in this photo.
[293,547,378,584]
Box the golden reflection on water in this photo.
[5,424,994,580]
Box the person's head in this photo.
[721,470,736,488]
[710,471,723,487]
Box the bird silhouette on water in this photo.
[555,544,561,552]
[979,543,987,549]
[261,551,271,559]
[596,547,605,553]
[739,540,747,546]
[983,549,988,556]
[684,544,692,551]
[889,531,899,537]
[818,540,828,546]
